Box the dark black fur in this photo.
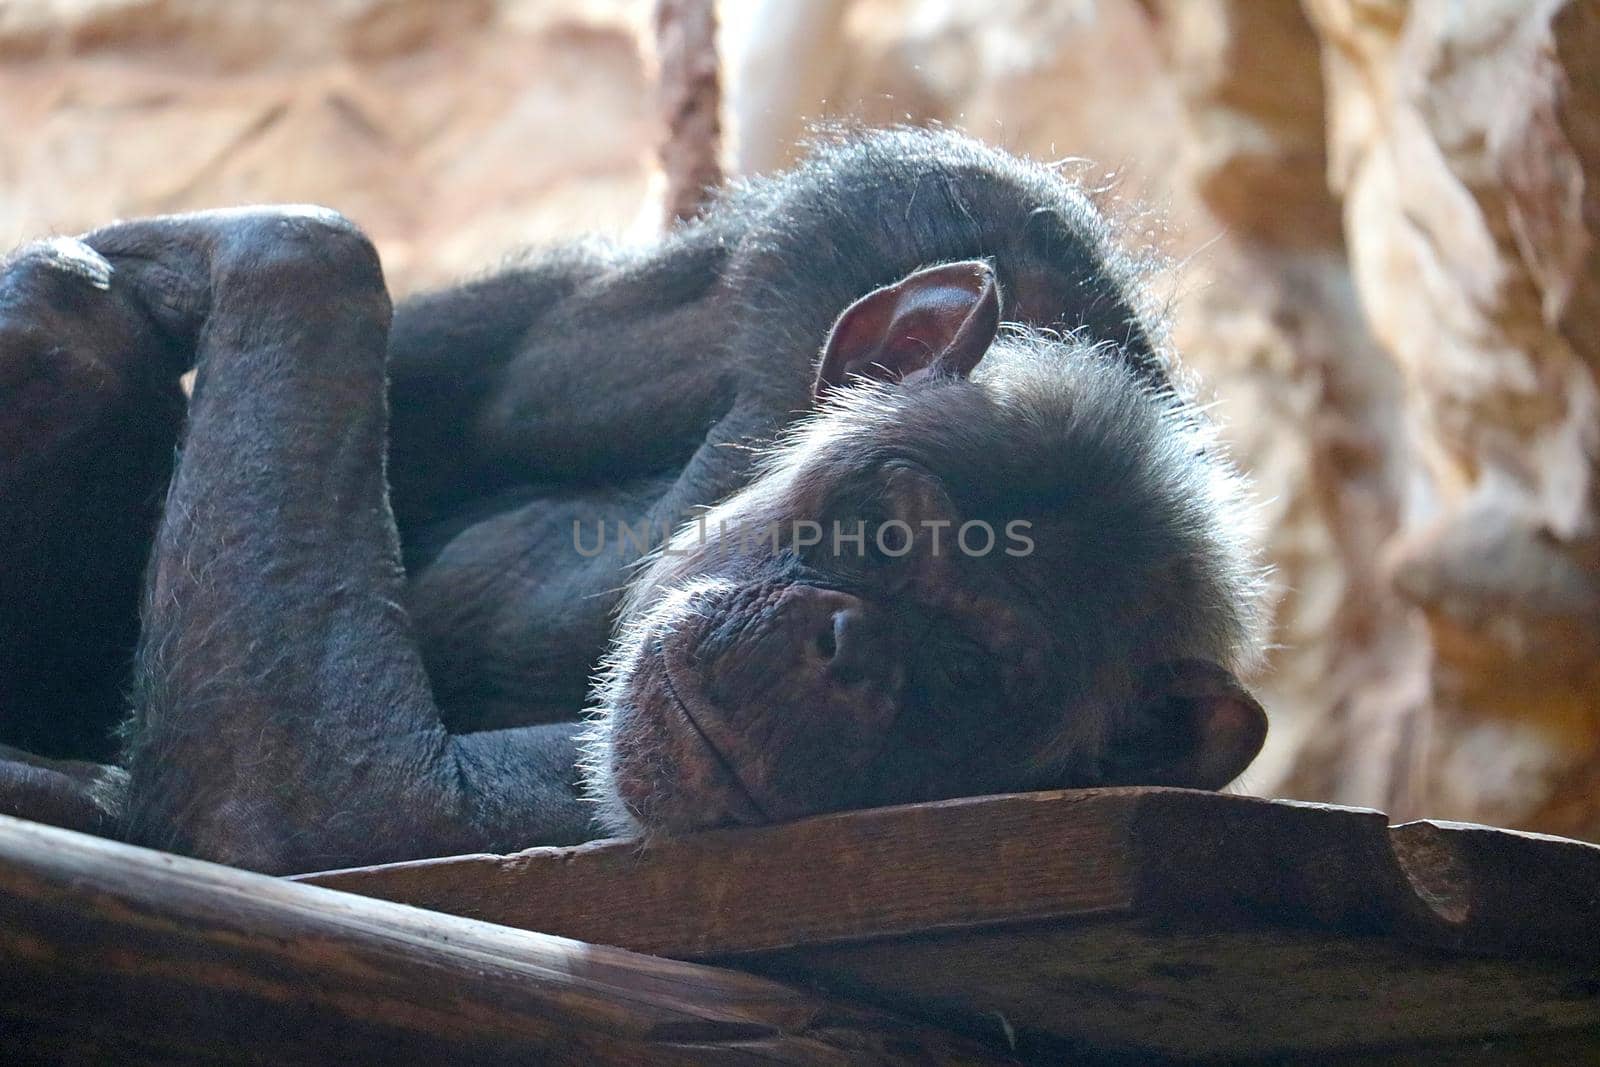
[0,129,1263,872]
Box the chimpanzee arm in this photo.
[115,211,595,873]
[384,243,619,528]
[0,744,127,837]
[385,232,742,533]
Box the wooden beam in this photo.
[300,788,1600,1061]
[301,787,1600,961]
[0,814,1011,1065]
[654,0,723,225]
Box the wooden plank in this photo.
[750,919,1600,1062]
[298,788,1600,1061]
[654,0,723,225]
[1386,818,1600,956]
[0,815,1014,1065]
[300,787,1600,961]
[305,787,1153,957]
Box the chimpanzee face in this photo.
[582,262,1268,835]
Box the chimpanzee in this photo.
[0,128,1267,873]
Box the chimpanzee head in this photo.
[583,261,1267,834]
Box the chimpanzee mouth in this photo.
[654,633,777,826]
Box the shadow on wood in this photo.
[0,814,1011,1065]
[302,787,1600,1062]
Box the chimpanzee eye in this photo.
[828,507,896,567]
[862,510,899,564]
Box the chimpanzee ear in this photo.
[1101,660,1268,791]
[814,260,1001,399]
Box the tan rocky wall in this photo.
[0,0,658,294]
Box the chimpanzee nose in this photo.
[805,598,887,685]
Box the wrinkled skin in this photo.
[0,130,1267,873]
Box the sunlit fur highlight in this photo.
[581,326,1267,834]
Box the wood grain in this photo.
[306,786,1151,957]
[754,918,1600,1061]
[299,787,1600,1061]
[0,814,1012,1065]
[655,0,723,225]
[301,787,1600,961]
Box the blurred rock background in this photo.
[3,0,1596,839]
